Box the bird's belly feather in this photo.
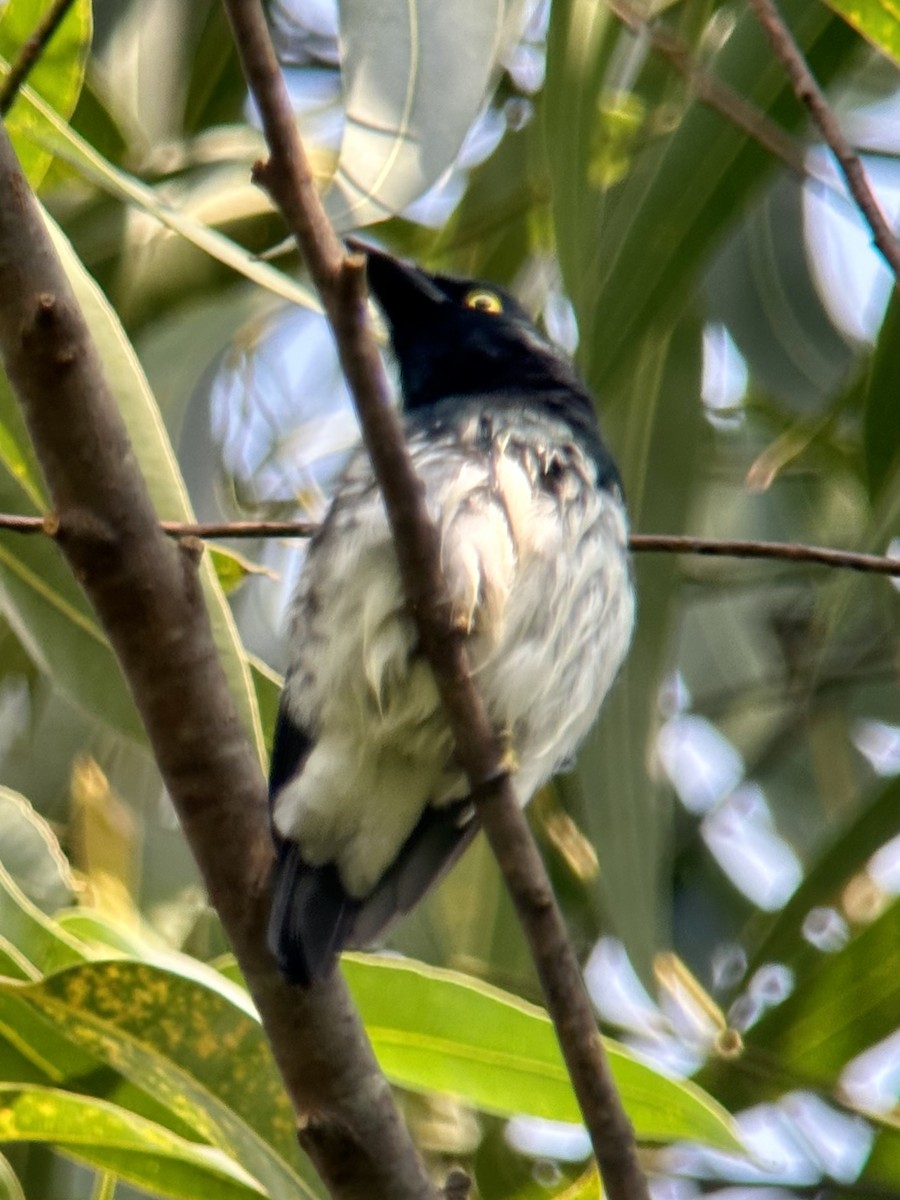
[274,425,634,897]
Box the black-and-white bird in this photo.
[268,246,635,985]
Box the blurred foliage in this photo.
[0,0,899,1197]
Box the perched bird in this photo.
[268,246,635,986]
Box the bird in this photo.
[267,244,636,986]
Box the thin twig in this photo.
[608,0,811,182]
[748,0,900,284]
[0,0,80,117]
[1,512,897,578]
[221,2,650,1198]
[628,535,900,577]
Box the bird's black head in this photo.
[354,243,578,409]
[352,243,617,487]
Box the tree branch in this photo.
[0,0,79,117]
[628,534,900,576]
[0,127,437,1200]
[2,514,898,578]
[748,0,900,285]
[607,0,812,184]
[221,3,650,1198]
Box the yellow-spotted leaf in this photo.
[823,0,900,62]
[12,962,314,1199]
[0,1085,267,1200]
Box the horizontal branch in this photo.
[1,513,897,577]
[627,534,900,576]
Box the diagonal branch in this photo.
[0,126,436,1200]
[0,0,79,117]
[608,0,811,183]
[221,2,650,1199]
[748,0,900,286]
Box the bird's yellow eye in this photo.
[463,288,503,314]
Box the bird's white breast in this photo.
[274,411,635,897]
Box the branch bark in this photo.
[221,3,650,1199]
[2,513,898,578]
[0,125,436,1200]
[748,0,900,286]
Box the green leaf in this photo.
[48,212,265,755]
[208,545,275,597]
[249,656,283,758]
[748,776,900,973]
[0,208,266,758]
[0,785,74,914]
[327,0,508,229]
[0,1150,25,1200]
[0,1084,267,1200]
[0,993,97,1081]
[864,287,900,500]
[0,863,89,976]
[570,314,707,980]
[0,940,36,982]
[0,370,145,742]
[861,1124,900,1192]
[822,0,900,63]
[544,0,856,389]
[0,502,147,743]
[14,962,314,1200]
[7,77,317,311]
[0,0,92,187]
[341,955,741,1150]
[701,898,900,1110]
[55,910,157,959]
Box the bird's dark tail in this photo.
[267,839,359,986]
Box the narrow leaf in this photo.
[0,785,74,914]
[864,288,900,500]
[3,75,318,310]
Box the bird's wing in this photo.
[268,700,480,983]
[267,700,312,797]
[346,798,479,949]
[267,704,360,985]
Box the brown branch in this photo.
[607,0,811,183]
[628,535,900,576]
[0,129,437,1200]
[0,0,79,117]
[3,514,898,578]
[222,2,650,1198]
[748,0,900,285]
